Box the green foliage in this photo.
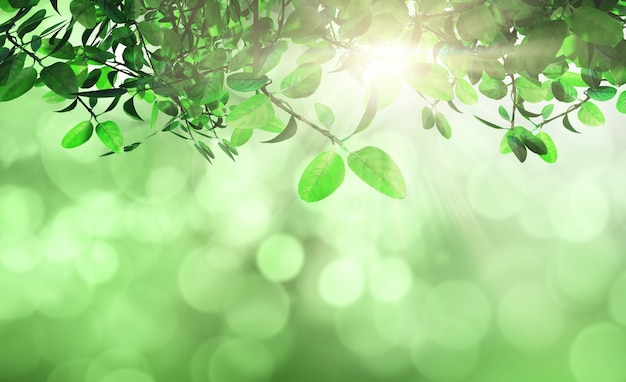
[1,0,626,201]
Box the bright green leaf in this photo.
[280,63,322,98]
[227,73,270,92]
[435,112,451,139]
[422,107,435,129]
[298,150,345,202]
[587,86,617,101]
[96,120,124,153]
[617,91,626,114]
[230,128,253,147]
[537,131,557,163]
[455,78,478,105]
[577,102,605,126]
[315,103,335,129]
[347,146,406,199]
[61,120,93,148]
[0,67,36,101]
[227,94,274,129]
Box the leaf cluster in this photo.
[1,0,625,201]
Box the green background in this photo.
[1,68,626,382]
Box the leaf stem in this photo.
[261,87,347,151]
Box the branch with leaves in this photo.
[0,0,626,202]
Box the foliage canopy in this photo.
[1,0,626,201]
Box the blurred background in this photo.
[2,60,626,382]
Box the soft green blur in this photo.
[2,67,626,382]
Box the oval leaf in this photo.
[227,72,270,92]
[298,150,345,202]
[61,120,93,148]
[537,131,557,163]
[96,120,124,153]
[577,102,605,126]
[41,62,78,99]
[347,146,406,199]
[262,116,297,143]
[280,63,322,98]
[227,94,274,129]
[0,66,36,101]
[435,112,451,139]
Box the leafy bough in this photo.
[0,0,625,202]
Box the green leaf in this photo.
[515,77,547,103]
[537,132,557,163]
[0,66,36,101]
[474,115,505,129]
[513,126,547,155]
[157,100,178,116]
[41,62,78,99]
[347,146,406,199]
[455,78,477,105]
[479,78,508,99]
[262,116,297,143]
[70,0,97,29]
[61,120,93,148]
[150,101,159,129]
[500,131,513,154]
[227,73,270,92]
[227,94,274,129]
[577,102,605,126]
[435,112,451,139]
[552,80,577,103]
[498,105,510,121]
[280,63,322,98]
[315,103,335,129]
[456,4,497,42]
[281,5,321,39]
[569,6,623,47]
[617,91,626,114]
[137,21,163,45]
[123,98,142,120]
[230,128,253,147]
[587,86,617,101]
[541,104,554,120]
[17,8,45,38]
[563,114,580,133]
[507,134,527,162]
[298,150,345,202]
[194,142,213,164]
[259,116,284,133]
[403,63,453,101]
[96,121,124,153]
[422,107,435,129]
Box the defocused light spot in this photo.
[518,177,559,238]
[100,369,155,382]
[466,161,527,220]
[0,186,45,234]
[422,280,491,349]
[34,263,94,318]
[0,233,42,272]
[178,249,246,313]
[74,241,120,285]
[608,151,626,210]
[497,282,564,351]
[47,359,91,382]
[256,233,304,282]
[335,300,394,357]
[33,312,104,364]
[373,279,431,347]
[42,207,92,263]
[224,275,289,339]
[319,258,365,307]
[209,339,273,382]
[86,348,152,382]
[106,287,177,352]
[549,177,609,242]
[411,339,479,381]
[570,323,626,382]
[123,204,184,243]
[109,142,190,204]
[369,256,413,302]
[608,272,626,327]
[547,241,620,310]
